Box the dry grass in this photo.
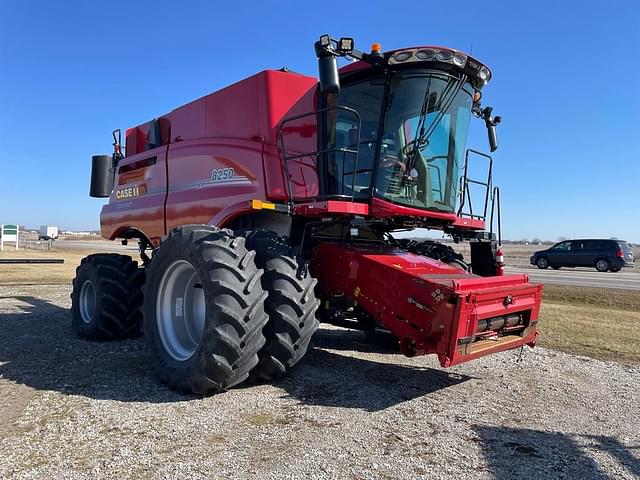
[0,248,132,285]
[58,234,103,241]
[537,284,640,364]
[541,284,640,311]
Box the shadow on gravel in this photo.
[1,297,470,408]
[312,326,401,354]
[586,435,640,479]
[476,426,640,479]
[0,295,187,403]
[272,327,473,412]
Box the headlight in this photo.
[479,66,491,82]
[392,50,414,62]
[435,50,453,61]
[415,48,437,60]
[453,53,467,67]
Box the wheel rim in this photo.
[596,260,608,271]
[156,260,206,361]
[79,280,96,324]
[538,258,547,268]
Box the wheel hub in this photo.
[156,260,206,361]
[79,280,96,324]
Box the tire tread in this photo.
[71,253,145,340]
[144,225,268,394]
[240,230,320,381]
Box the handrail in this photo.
[489,186,502,245]
[457,149,493,221]
[278,106,362,205]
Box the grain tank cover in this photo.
[124,70,318,156]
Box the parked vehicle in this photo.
[530,239,635,272]
[39,225,58,241]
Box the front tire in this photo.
[71,254,145,340]
[241,230,320,381]
[143,226,268,394]
[536,257,549,269]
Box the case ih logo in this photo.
[115,184,146,200]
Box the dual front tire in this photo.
[71,226,320,394]
[241,230,320,381]
[143,226,269,393]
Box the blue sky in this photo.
[1,1,638,242]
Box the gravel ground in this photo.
[1,285,639,479]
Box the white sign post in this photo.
[0,224,19,251]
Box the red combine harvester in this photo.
[74,35,542,394]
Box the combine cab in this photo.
[75,35,542,394]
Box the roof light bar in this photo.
[388,47,491,85]
[390,48,466,67]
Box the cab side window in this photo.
[325,79,385,197]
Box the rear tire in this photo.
[552,266,561,270]
[610,267,621,273]
[71,254,145,340]
[241,230,320,381]
[398,239,469,270]
[595,258,610,272]
[143,226,268,394]
[447,258,470,271]
[536,257,549,269]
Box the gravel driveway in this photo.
[1,285,638,479]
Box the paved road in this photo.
[506,265,640,290]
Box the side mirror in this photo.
[482,107,501,152]
[90,154,114,198]
[318,54,340,94]
[488,124,498,152]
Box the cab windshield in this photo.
[327,69,473,212]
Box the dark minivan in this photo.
[530,239,635,272]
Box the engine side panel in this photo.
[165,139,264,234]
